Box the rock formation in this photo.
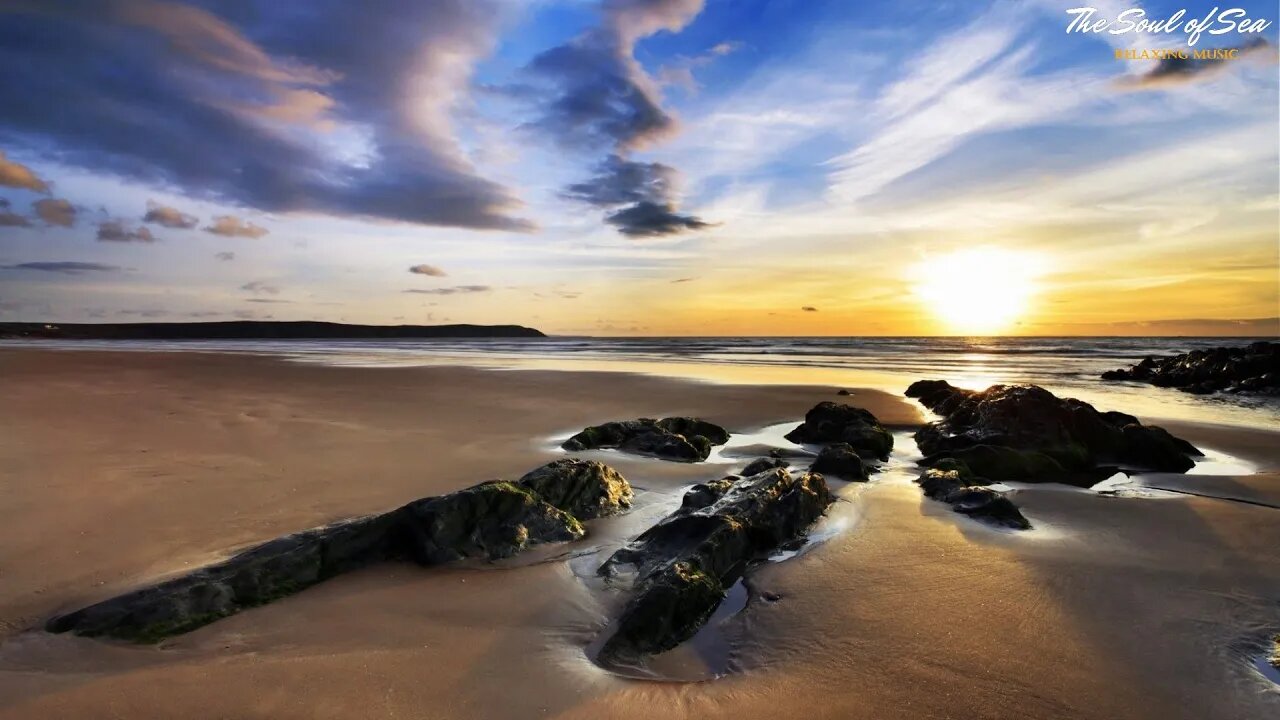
[562,417,730,462]
[47,461,632,642]
[1101,341,1279,395]
[597,465,833,662]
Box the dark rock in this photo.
[398,481,584,565]
[562,417,729,462]
[836,389,851,396]
[517,459,633,519]
[783,402,894,460]
[46,461,625,641]
[921,444,1066,483]
[44,513,402,642]
[906,380,1199,475]
[678,478,736,513]
[741,457,788,476]
[1100,341,1280,395]
[810,442,868,481]
[598,467,833,661]
[916,465,1030,530]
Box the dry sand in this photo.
[0,348,1276,719]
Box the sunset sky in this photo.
[0,0,1276,336]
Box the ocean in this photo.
[5,336,1276,428]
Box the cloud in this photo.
[605,200,710,236]
[33,198,76,227]
[97,219,156,242]
[801,306,818,312]
[403,285,491,295]
[0,210,31,227]
[0,261,120,274]
[671,277,695,283]
[523,0,709,235]
[245,298,292,304]
[0,0,531,231]
[408,264,448,277]
[241,280,280,295]
[1118,38,1274,90]
[215,251,236,261]
[205,215,268,238]
[0,150,49,192]
[143,200,198,228]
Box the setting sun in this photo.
[911,247,1045,334]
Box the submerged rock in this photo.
[562,417,730,462]
[598,466,833,661]
[517,458,633,519]
[1101,341,1279,395]
[810,442,868,481]
[47,463,633,642]
[905,380,1200,477]
[784,402,894,460]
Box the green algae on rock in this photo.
[46,462,633,642]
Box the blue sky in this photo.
[0,0,1276,335]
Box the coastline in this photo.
[0,348,1276,719]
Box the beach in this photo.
[0,347,1277,719]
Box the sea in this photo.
[4,336,1276,428]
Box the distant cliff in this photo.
[0,321,546,340]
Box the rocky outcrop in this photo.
[906,380,1201,478]
[562,417,730,462]
[784,402,893,460]
[917,460,1029,530]
[810,442,868,481]
[517,459,633,519]
[1101,341,1279,395]
[597,466,833,662]
[47,462,632,642]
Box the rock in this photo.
[44,513,402,642]
[398,481,584,565]
[562,417,729,462]
[916,464,1030,530]
[678,478,737,514]
[836,389,851,396]
[906,380,1200,476]
[517,459,633,519]
[46,461,625,642]
[741,457,788,476]
[783,402,894,460]
[810,442,868,481]
[921,444,1066,483]
[1100,341,1280,395]
[1269,634,1280,671]
[598,467,833,661]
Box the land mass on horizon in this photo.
[0,321,546,340]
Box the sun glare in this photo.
[911,247,1045,335]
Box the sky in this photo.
[0,0,1277,336]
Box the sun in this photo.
[910,247,1045,335]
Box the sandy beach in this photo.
[0,348,1277,719]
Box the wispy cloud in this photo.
[97,219,156,242]
[409,264,448,277]
[1,261,120,274]
[205,215,268,238]
[143,201,198,229]
[403,285,491,295]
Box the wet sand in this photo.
[0,349,1277,719]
